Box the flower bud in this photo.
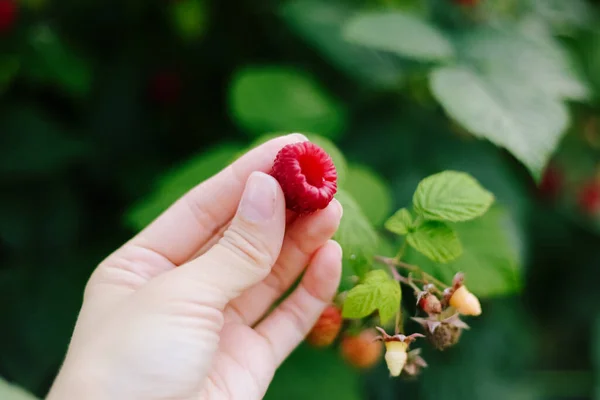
[384,341,408,377]
[449,285,481,316]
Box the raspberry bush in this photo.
[2,0,600,399]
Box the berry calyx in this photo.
[340,330,382,370]
[374,327,424,377]
[412,314,469,351]
[306,305,342,348]
[0,0,17,34]
[403,348,427,377]
[270,141,337,214]
[578,181,600,215]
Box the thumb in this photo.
[176,171,286,305]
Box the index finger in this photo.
[127,133,307,266]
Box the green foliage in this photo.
[170,0,207,41]
[281,0,405,89]
[407,206,522,297]
[333,190,379,280]
[229,66,346,139]
[264,344,361,400]
[344,11,454,62]
[430,65,568,181]
[23,26,92,97]
[342,269,401,324]
[0,378,38,400]
[406,221,462,264]
[342,165,392,226]
[384,208,413,235]
[127,143,243,229]
[413,171,495,222]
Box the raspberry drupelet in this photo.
[270,141,337,214]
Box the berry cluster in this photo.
[305,271,482,378]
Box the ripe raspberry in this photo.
[270,141,337,214]
[340,330,382,369]
[578,181,600,215]
[0,0,17,34]
[538,165,563,200]
[306,305,342,347]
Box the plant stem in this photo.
[393,240,408,262]
[375,255,449,289]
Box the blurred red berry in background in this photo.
[0,0,17,34]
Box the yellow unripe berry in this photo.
[384,341,408,377]
[449,286,482,316]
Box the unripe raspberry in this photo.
[384,341,408,377]
[340,330,382,369]
[417,292,442,314]
[306,305,342,348]
[449,286,481,316]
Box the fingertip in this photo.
[286,132,309,142]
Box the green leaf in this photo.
[0,378,38,400]
[429,65,569,180]
[343,165,392,226]
[343,11,454,62]
[406,221,462,263]
[385,208,413,235]
[281,0,405,89]
[229,66,346,139]
[459,26,589,101]
[171,0,207,41]
[413,171,494,222]
[406,206,522,297]
[334,190,378,279]
[23,25,92,96]
[342,270,401,324]
[126,143,243,230]
[264,344,361,400]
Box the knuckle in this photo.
[219,223,275,271]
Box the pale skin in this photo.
[47,133,343,400]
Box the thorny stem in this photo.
[376,255,449,290]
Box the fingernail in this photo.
[287,132,309,142]
[239,172,278,222]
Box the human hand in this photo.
[47,134,343,400]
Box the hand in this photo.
[47,134,343,400]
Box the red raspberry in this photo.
[0,0,17,34]
[538,164,563,200]
[578,181,600,215]
[270,141,337,214]
[340,330,382,369]
[306,305,342,347]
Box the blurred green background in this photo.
[2,0,600,399]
